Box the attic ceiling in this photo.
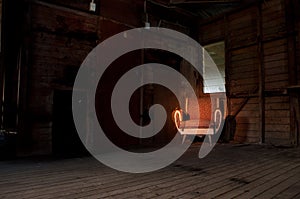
[148,0,251,19]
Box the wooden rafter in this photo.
[170,0,241,4]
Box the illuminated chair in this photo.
[173,108,222,145]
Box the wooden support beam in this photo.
[170,0,241,4]
[285,0,299,146]
[0,0,5,129]
[224,15,231,116]
[232,86,259,118]
[257,2,265,143]
[0,0,24,130]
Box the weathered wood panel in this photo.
[262,0,286,41]
[40,0,101,14]
[227,6,258,49]
[265,96,291,145]
[100,0,142,27]
[20,0,194,155]
[98,17,132,42]
[22,2,99,155]
[230,97,260,143]
[296,47,300,85]
[31,2,99,36]
[296,0,300,85]
[198,19,224,45]
[229,45,259,95]
[0,0,25,130]
[28,31,95,116]
[297,37,300,84]
[198,0,294,145]
[198,6,260,143]
[264,39,289,91]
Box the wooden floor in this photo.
[0,143,300,199]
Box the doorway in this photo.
[52,89,89,157]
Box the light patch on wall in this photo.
[203,41,225,93]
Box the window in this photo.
[203,41,225,93]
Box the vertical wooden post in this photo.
[0,45,4,129]
[257,2,265,143]
[17,1,31,155]
[285,0,298,146]
[0,0,7,130]
[224,15,231,116]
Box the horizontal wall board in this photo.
[265,74,289,83]
[227,6,258,49]
[31,3,99,36]
[265,131,290,139]
[39,0,100,13]
[198,20,225,44]
[265,110,290,118]
[100,0,142,27]
[265,117,290,125]
[265,103,290,110]
[265,124,290,132]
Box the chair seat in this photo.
[178,128,214,135]
[179,119,211,129]
[172,109,222,145]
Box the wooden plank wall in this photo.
[298,25,300,86]
[198,0,296,145]
[0,0,3,130]
[18,0,193,155]
[262,0,291,145]
[24,1,99,155]
[0,0,25,130]
[298,25,300,85]
[295,0,300,86]
[199,5,260,143]
[29,1,144,156]
[21,0,136,155]
[0,0,2,40]
[294,0,300,145]
[16,0,298,154]
[228,5,260,142]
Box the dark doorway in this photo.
[52,89,89,157]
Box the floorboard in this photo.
[0,143,300,199]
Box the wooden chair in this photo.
[173,108,222,145]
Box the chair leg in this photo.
[182,135,187,144]
[208,135,212,146]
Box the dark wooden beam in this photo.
[170,0,241,4]
[146,0,197,31]
[147,0,197,19]
[257,2,265,143]
[0,0,25,130]
[285,0,298,146]
[224,15,231,116]
[37,0,101,15]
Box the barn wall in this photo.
[297,9,300,85]
[293,0,300,145]
[13,0,299,155]
[18,0,194,155]
[298,13,300,85]
[199,5,261,143]
[262,0,292,145]
[0,0,1,80]
[21,1,99,155]
[198,0,298,145]
[25,0,145,155]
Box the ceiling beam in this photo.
[147,0,198,16]
[170,0,241,4]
